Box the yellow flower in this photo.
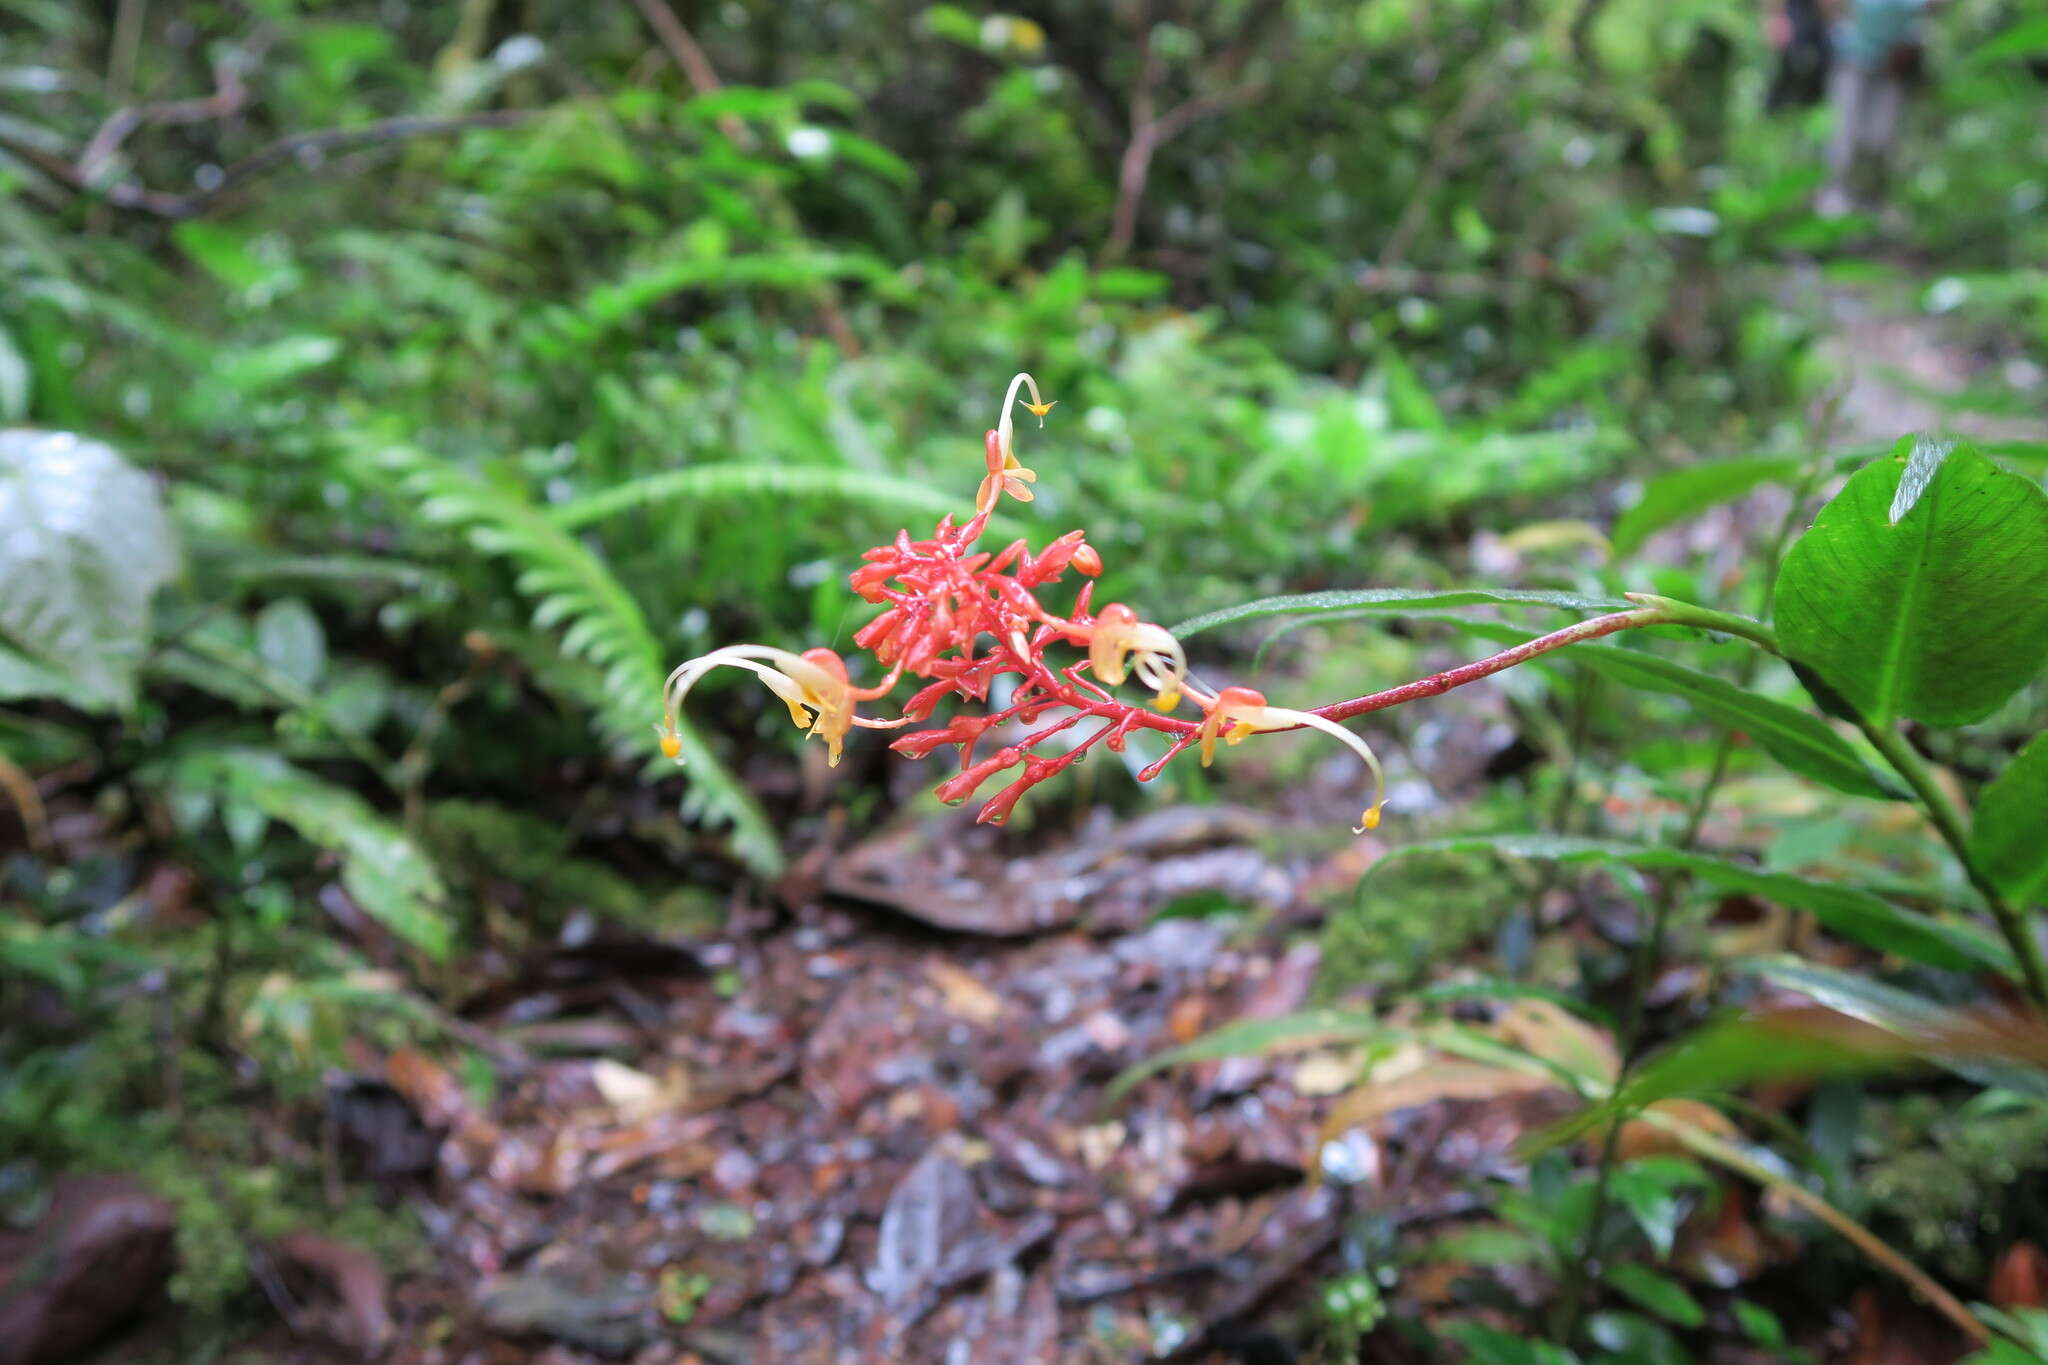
[657,645,860,767]
[1086,603,1188,698]
[1196,687,1387,833]
[977,372,1055,511]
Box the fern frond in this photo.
[360,443,782,872]
[548,463,965,531]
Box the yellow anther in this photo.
[1153,690,1181,713]
[1023,399,1057,421]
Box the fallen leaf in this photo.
[926,960,1004,1025]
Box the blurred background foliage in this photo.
[3,0,2047,1354]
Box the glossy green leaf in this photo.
[1586,1310,1687,1365]
[255,598,328,690]
[1448,1323,1583,1365]
[1970,732,2048,909]
[1610,1158,1712,1260]
[1612,455,1801,557]
[1545,1011,1910,1148]
[1735,957,2048,1099]
[1604,1262,1706,1328]
[1171,587,1631,639]
[1775,438,2048,727]
[1368,835,2014,974]
[0,430,180,709]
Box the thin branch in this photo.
[629,0,728,100]
[0,109,536,219]
[1102,62,1263,263]
[80,59,249,178]
[1662,1115,1990,1346]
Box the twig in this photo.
[1660,1114,1989,1346]
[80,59,249,179]
[1102,27,1262,262]
[0,750,52,855]
[0,110,535,219]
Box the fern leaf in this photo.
[360,443,782,872]
[547,462,966,532]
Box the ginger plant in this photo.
[654,371,1779,839]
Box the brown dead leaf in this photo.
[1493,999,1619,1085]
[1318,1061,1555,1154]
[926,960,1004,1025]
[387,1046,471,1128]
[1615,1098,1738,1162]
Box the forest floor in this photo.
[46,266,2041,1365]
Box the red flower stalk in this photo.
[657,372,1390,831]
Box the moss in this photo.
[1320,855,1511,994]
[1864,1102,2048,1281]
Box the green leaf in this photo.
[1612,456,1801,557]
[1171,588,1632,639]
[1446,618,1897,798]
[1586,1310,1688,1365]
[1544,1002,2031,1149]
[367,444,782,873]
[1448,1323,1583,1365]
[166,748,451,959]
[1971,732,2048,909]
[1734,957,2048,1098]
[1610,1158,1712,1260]
[1604,1261,1706,1327]
[1775,438,2048,727]
[0,430,180,708]
[0,322,29,421]
[1368,835,2014,975]
[548,463,969,533]
[255,598,328,689]
[0,641,73,702]
[1733,1301,1787,1348]
[1105,1008,1388,1104]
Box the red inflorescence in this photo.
[657,372,1388,832]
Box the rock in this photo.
[476,1267,658,1358]
[0,1173,175,1365]
[273,1231,392,1356]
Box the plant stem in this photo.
[1560,726,1734,1342]
[1314,607,1679,723]
[1659,1115,1989,1345]
[1860,718,2048,1006]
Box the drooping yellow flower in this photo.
[976,372,1056,511]
[657,645,862,767]
[1196,686,1387,832]
[1086,603,1188,701]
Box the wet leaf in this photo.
[1171,586,1632,639]
[1604,1261,1705,1328]
[1611,455,1802,557]
[1776,438,2048,727]
[1971,731,2048,909]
